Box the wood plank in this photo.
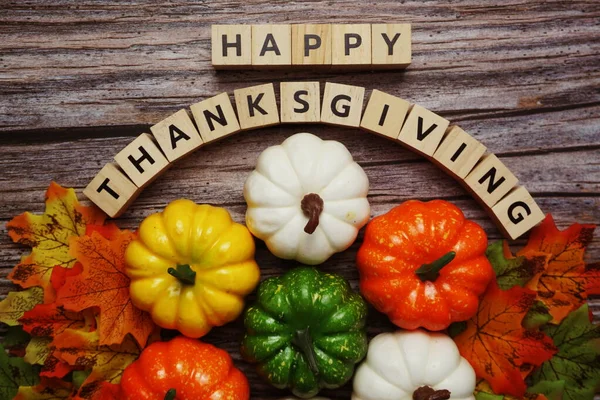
[0,2,599,399]
[0,1,598,135]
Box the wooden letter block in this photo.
[190,92,240,143]
[114,133,170,189]
[490,186,545,240]
[331,24,371,66]
[321,82,365,127]
[280,82,320,123]
[397,104,450,157]
[252,24,291,68]
[234,83,280,130]
[83,163,141,218]
[433,125,487,179]
[464,154,519,208]
[371,24,411,68]
[360,89,410,139]
[150,109,203,162]
[211,25,252,69]
[291,24,332,66]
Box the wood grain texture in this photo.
[0,1,599,399]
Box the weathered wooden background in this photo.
[1,1,599,399]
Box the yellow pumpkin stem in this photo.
[168,264,196,285]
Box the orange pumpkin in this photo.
[357,200,494,331]
[120,336,249,400]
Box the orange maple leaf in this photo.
[454,281,557,397]
[7,182,105,300]
[55,228,155,346]
[518,214,598,323]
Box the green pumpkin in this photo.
[241,267,368,398]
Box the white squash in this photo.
[244,133,370,265]
[352,330,476,400]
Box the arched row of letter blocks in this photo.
[84,82,545,240]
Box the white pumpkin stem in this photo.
[301,193,324,234]
[412,385,451,400]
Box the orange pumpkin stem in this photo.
[301,193,324,234]
[164,389,176,400]
[292,328,320,375]
[168,264,196,285]
[415,251,456,282]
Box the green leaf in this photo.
[486,241,548,290]
[476,392,503,400]
[0,343,40,399]
[527,380,565,400]
[522,301,553,330]
[3,326,31,350]
[72,370,91,389]
[530,304,600,400]
[447,321,467,338]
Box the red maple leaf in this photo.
[518,215,598,323]
[55,229,155,346]
[19,303,88,338]
[454,281,557,397]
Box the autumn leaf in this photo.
[46,262,84,303]
[0,343,40,400]
[52,328,140,384]
[522,301,553,330]
[24,336,52,366]
[486,240,549,290]
[13,377,74,400]
[19,302,89,337]
[23,336,73,379]
[527,380,566,400]
[475,380,550,400]
[3,326,31,356]
[454,281,557,397]
[518,214,597,323]
[7,182,105,298]
[55,229,155,346]
[584,261,600,295]
[73,372,120,400]
[0,287,44,326]
[529,304,600,400]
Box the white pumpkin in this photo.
[244,132,370,265]
[352,330,476,400]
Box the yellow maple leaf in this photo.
[24,336,51,366]
[52,328,140,384]
[0,287,43,326]
[7,182,105,300]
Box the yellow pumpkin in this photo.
[125,199,260,338]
